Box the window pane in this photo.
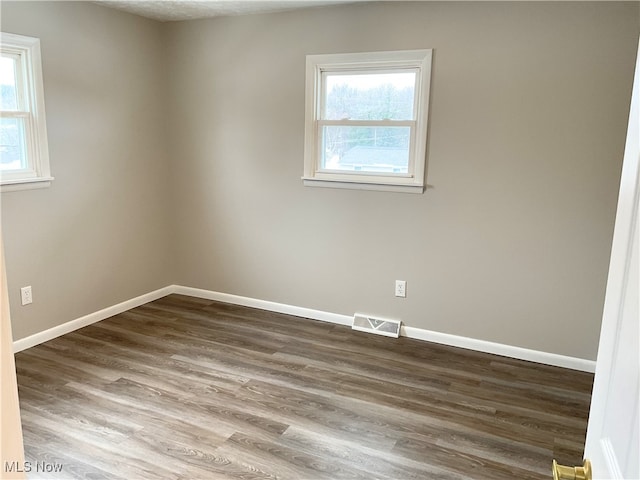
[0,56,19,111]
[323,72,416,121]
[321,125,410,174]
[0,117,27,171]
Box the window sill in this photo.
[302,177,424,194]
[1,177,54,193]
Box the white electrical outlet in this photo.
[21,286,33,305]
[395,280,406,298]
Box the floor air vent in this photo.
[352,314,401,338]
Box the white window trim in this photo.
[303,49,432,194]
[1,32,52,192]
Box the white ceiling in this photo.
[94,0,620,23]
[94,0,361,22]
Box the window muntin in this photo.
[0,32,52,191]
[303,50,432,193]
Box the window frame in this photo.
[303,49,432,193]
[1,32,52,192]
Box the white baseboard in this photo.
[401,326,596,372]
[12,286,174,353]
[172,285,353,326]
[174,285,596,373]
[13,284,596,373]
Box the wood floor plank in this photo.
[279,425,473,480]
[14,294,593,479]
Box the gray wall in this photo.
[166,2,638,361]
[1,2,175,340]
[1,1,638,361]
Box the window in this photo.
[303,50,432,193]
[1,32,51,191]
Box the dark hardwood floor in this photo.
[14,294,593,479]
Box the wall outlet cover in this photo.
[20,286,33,305]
